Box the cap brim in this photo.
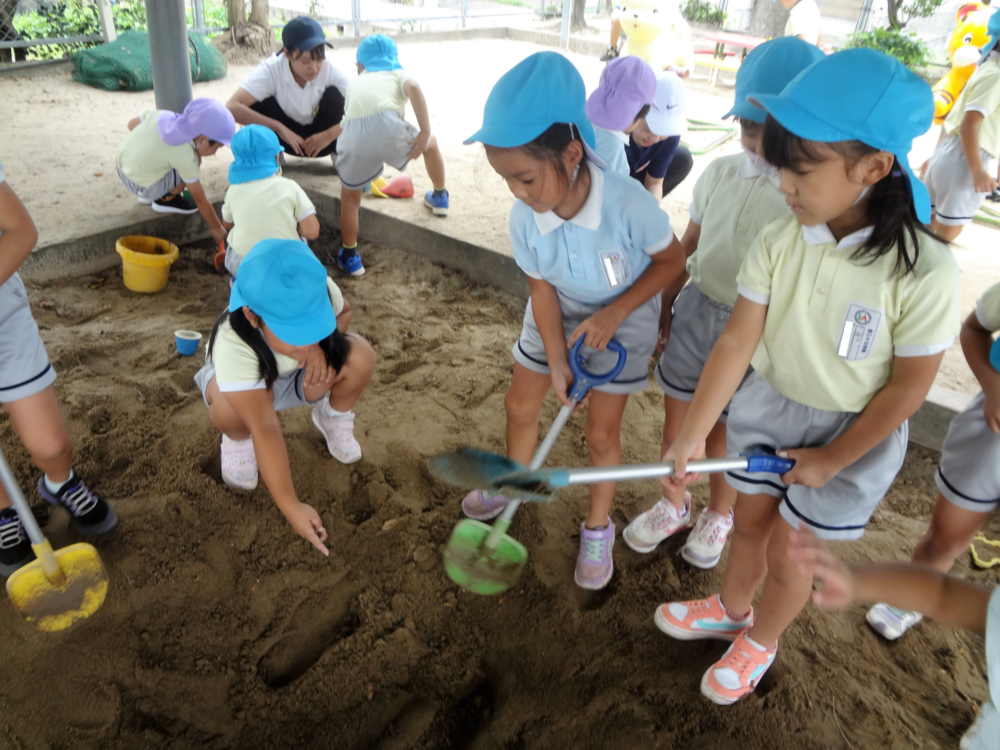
[749,94,853,143]
[645,109,686,137]
[295,34,329,50]
[723,99,767,124]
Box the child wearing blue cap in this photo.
[925,7,1000,241]
[0,164,117,575]
[334,34,448,277]
[220,125,319,277]
[654,49,961,705]
[624,38,825,571]
[194,239,376,556]
[463,52,687,591]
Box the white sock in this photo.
[224,435,252,446]
[323,402,349,417]
[44,471,74,494]
[744,634,774,653]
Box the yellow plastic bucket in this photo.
[115,236,179,293]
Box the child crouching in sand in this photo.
[195,238,376,555]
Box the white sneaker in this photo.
[623,494,691,553]
[681,508,734,569]
[311,403,362,464]
[220,435,258,490]
[866,602,923,640]
[960,708,988,750]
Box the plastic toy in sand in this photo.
[932,2,994,124]
[369,174,415,199]
[614,0,694,73]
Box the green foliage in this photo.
[681,0,726,27]
[12,0,147,61]
[845,27,930,70]
[186,2,231,34]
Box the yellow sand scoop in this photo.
[0,449,108,632]
[971,533,1000,570]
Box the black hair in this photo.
[284,44,326,61]
[208,308,351,391]
[737,116,762,131]
[634,103,651,123]
[762,114,936,276]
[515,122,590,190]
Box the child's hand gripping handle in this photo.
[213,241,227,274]
[743,450,796,475]
[566,337,627,403]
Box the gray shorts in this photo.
[194,362,324,412]
[336,111,419,190]
[725,372,908,540]
[116,165,182,202]
[926,135,993,226]
[224,247,243,277]
[936,391,1000,513]
[654,283,748,423]
[512,291,660,395]
[0,273,56,404]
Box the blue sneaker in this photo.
[336,247,365,277]
[424,189,449,217]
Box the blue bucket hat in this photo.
[750,48,934,223]
[229,125,283,185]
[357,34,401,72]
[979,8,1000,64]
[465,52,609,169]
[724,37,825,123]
[230,239,337,347]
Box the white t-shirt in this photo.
[785,0,821,45]
[968,587,1000,750]
[239,54,351,127]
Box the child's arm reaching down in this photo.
[298,214,320,241]
[185,180,228,245]
[788,530,990,636]
[960,110,999,194]
[403,79,433,160]
[0,181,38,287]
[961,309,1000,433]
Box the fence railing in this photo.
[0,0,116,64]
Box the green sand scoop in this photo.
[438,338,626,595]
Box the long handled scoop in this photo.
[441,338,627,595]
[0,450,108,632]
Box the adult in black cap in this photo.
[227,16,350,163]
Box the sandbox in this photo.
[0,233,994,749]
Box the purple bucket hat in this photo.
[586,56,658,132]
[158,98,236,147]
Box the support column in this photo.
[96,0,117,42]
[144,0,193,113]
[559,0,570,48]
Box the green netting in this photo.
[71,29,226,92]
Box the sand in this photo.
[1,36,997,398]
[0,233,995,749]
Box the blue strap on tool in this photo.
[567,337,627,402]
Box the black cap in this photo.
[282,16,328,51]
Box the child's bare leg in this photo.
[705,421,735,515]
[303,334,377,411]
[423,135,446,191]
[340,187,363,248]
[584,391,627,528]
[661,395,691,509]
[205,379,251,441]
[504,364,552,465]
[5,387,73,484]
[746,518,815,648]
[719,492,780,615]
[911,493,991,572]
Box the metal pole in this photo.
[537,0,545,21]
[95,0,117,42]
[145,0,193,113]
[462,0,468,27]
[194,0,206,34]
[352,0,361,36]
[559,0,570,49]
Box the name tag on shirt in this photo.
[837,303,883,361]
[600,248,632,289]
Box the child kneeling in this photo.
[195,239,376,555]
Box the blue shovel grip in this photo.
[991,338,1000,374]
[743,450,795,475]
[567,337,627,402]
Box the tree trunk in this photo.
[225,0,274,55]
[249,0,270,27]
[570,0,588,31]
[226,0,246,27]
[886,0,903,29]
[748,0,788,38]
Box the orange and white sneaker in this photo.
[654,594,753,641]
[701,632,777,705]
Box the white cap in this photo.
[645,72,687,137]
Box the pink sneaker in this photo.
[311,403,362,464]
[575,518,616,590]
[221,435,258,490]
[461,489,511,521]
[654,594,753,641]
[681,508,734,569]
[700,632,777,705]
[622,494,691,553]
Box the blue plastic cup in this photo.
[175,330,203,356]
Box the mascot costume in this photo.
[933,2,994,124]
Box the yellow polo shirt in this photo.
[116,111,201,187]
[343,69,411,121]
[687,153,789,307]
[977,281,1000,333]
[944,54,1000,158]
[736,216,961,413]
[222,175,316,258]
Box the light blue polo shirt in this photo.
[593,126,630,176]
[510,161,674,306]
